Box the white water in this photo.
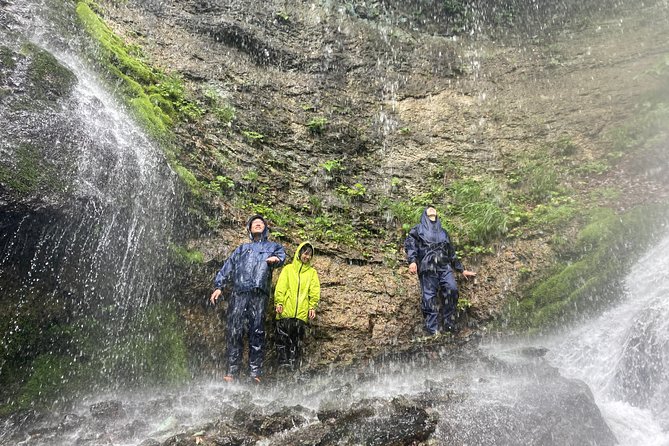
[541,233,669,446]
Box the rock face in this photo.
[127,0,669,373]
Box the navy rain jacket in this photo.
[405,208,464,274]
[214,215,286,295]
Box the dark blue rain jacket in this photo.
[214,216,286,295]
[405,209,464,274]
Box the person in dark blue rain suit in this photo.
[210,215,286,383]
[405,206,476,335]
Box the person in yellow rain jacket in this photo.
[274,242,321,370]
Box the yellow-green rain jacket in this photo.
[274,242,321,322]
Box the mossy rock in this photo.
[502,204,669,333]
[0,143,57,195]
[0,46,17,83]
[23,43,77,101]
[1,303,190,411]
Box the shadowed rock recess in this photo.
[1,0,669,443]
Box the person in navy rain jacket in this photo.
[210,214,286,382]
[405,206,476,336]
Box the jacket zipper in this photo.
[295,263,303,318]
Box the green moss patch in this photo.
[24,43,77,100]
[75,1,201,137]
[1,303,189,412]
[502,204,669,333]
[0,144,49,195]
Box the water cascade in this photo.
[541,232,669,446]
[0,0,183,404]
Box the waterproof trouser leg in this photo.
[276,318,306,369]
[420,273,440,334]
[225,290,251,377]
[420,269,458,334]
[438,269,458,330]
[247,289,268,378]
[275,318,290,366]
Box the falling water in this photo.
[0,0,180,395]
[539,232,669,445]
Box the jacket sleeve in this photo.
[273,243,287,267]
[274,266,289,307]
[447,239,464,272]
[404,228,418,264]
[213,246,239,289]
[308,270,321,310]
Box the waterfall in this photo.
[0,0,181,397]
[542,232,669,445]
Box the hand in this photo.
[408,262,417,274]
[275,304,283,314]
[267,256,280,264]
[210,289,222,305]
[308,309,316,320]
[462,270,477,280]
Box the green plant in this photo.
[170,245,204,264]
[526,195,580,231]
[511,156,561,203]
[204,175,234,194]
[242,130,264,142]
[381,198,424,231]
[462,244,493,255]
[575,161,610,175]
[307,116,328,134]
[242,170,259,181]
[459,201,508,244]
[449,177,508,244]
[321,159,344,173]
[214,104,235,123]
[456,297,471,312]
[308,195,323,214]
[336,183,367,200]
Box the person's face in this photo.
[300,249,313,263]
[426,207,437,222]
[250,218,265,234]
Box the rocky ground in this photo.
[0,343,618,446]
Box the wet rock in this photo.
[90,400,126,420]
[317,397,375,422]
[438,355,617,446]
[58,413,85,431]
[318,396,437,446]
[233,403,313,436]
[160,420,257,446]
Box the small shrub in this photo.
[307,116,328,134]
[242,170,259,182]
